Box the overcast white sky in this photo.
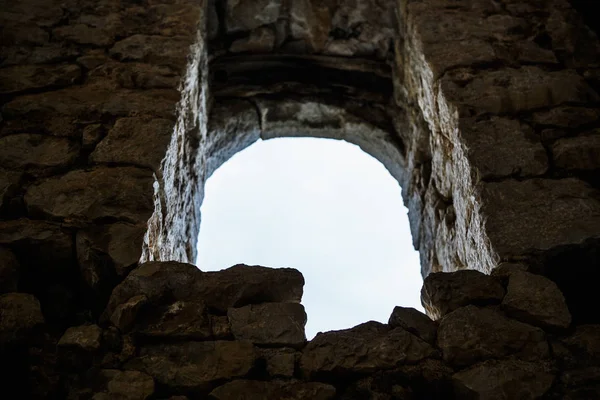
[195,137,423,339]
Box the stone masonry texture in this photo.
[0,0,600,398]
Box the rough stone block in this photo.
[58,324,103,352]
[421,270,505,320]
[453,359,555,400]
[553,133,600,171]
[0,64,81,94]
[226,0,282,33]
[0,134,79,170]
[388,306,437,344]
[301,321,437,379]
[228,303,307,348]
[0,292,44,344]
[437,306,549,368]
[136,301,212,340]
[125,341,257,392]
[210,380,335,400]
[502,271,572,330]
[259,348,297,377]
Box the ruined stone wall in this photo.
[1,0,600,398]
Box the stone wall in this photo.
[1,0,600,398]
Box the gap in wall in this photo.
[195,137,423,339]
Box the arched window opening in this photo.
[196,137,422,338]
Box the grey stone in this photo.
[228,303,307,348]
[90,117,174,171]
[301,321,437,379]
[210,380,336,400]
[125,341,257,392]
[388,306,437,344]
[502,271,572,330]
[421,270,505,320]
[194,264,305,312]
[0,134,79,170]
[453,359,555,400]
[0,292,44,344]
[0,246,19,293]
[58,324,103,352]
[0,64,81,94]
[437,305,549,368]
[289,0,330,52]
[226,0,282,33]
[481,178,600,258]
[25,166,154,223]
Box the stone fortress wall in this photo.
[0,0,599,398]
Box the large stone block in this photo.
[125,341,257,392]
[502,271,572,330]
[437,306,549,368]
[421,270,505,320]
[228,303,307,348]
[388,306,437,344]
[226,0,282,33]
[553,133,600,171]
[25,166,154,223]
[90,117,174,171]
[210,380,336,400]
[0,64,81,94]
[453,359,555,400]
[301,321,437,379]
[0,134,79,170]
[481,178,600,258]
[0,292,44,344]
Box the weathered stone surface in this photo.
[259,348,297,377]
[104,262,203,321]
[0,44,80,67]
[421,270,505,320]
[340,376,411,400]
[388,306,437,344]
[0,168,21,210]
[25,167,154,222]
[0,219,74,272]
[532,106,600,129]
[553,133,600,171]
[211,380,335,400]
[0,64,81,94]
[90,117,173,171]
[481,178,600,257]
[110,35,193,69]
[82,124,105,149]
[228,303,307,348]
[0,134,79,170]
[226,0,282,33]
[110,295,148,332]
[91,369,155,400]
[301,322,437,379]
[125,341,257,392]
[459,117,547,179]
[230,27,276,53]
[0,292,44,344]
[58,324,103,352]
[437,306,548,368]
[3,85,180,120]
[194,264,305,312]
[442,67,598,115]
[453,359,555,400]
[560,325,600,368]
[76,223,146,291]
[0,246,19,293]
[395,359,454,398]
[289,0,330,52]
[502,271,571,330]
[210,315,232,339]
[136,301,211,340]
[491,262,528,282]
[53,21,118,47]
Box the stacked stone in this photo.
[397,0,600,309]
[0,0,206,395]
[16,261,591,399]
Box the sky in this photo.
[195,137,423,339]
